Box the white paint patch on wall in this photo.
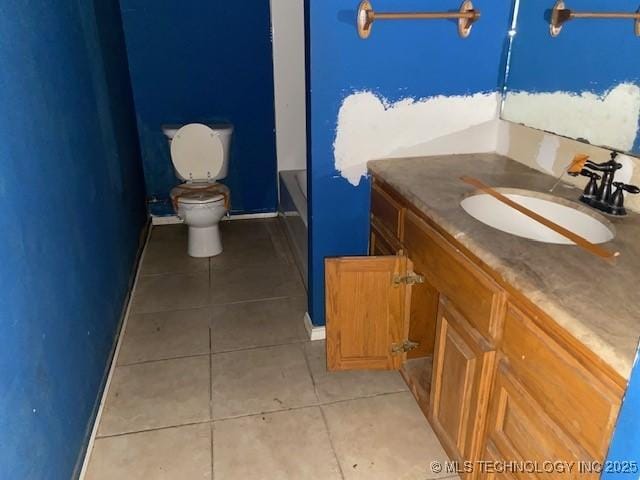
[502,83,640,152]
[334,91,500,186]
[270,0,307,172]
[535,134,561,174]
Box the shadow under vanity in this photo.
[325,153,640,478]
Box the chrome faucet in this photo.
[569,152,640,216]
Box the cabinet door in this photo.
[429,297,496,475]
[483,361,594,480]
[325,256,415,371]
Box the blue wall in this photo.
[306,0,514,325]
[0,1,146,478]
[505,0,640,152]
[119,0,278,214]
[604,344,640,478]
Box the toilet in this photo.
[162,123,233,258]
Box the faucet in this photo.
[569,152,639,216]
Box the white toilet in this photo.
[162,123,233,258]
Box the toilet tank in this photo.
[162,123,233,181]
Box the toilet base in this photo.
[188,224,223,257]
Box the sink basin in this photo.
[460,188,615,245]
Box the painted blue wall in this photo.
[0,1,146,478]
[306,0,514,325]
[505,0,640,152]
[604,345,640,479]
[119,0,278,214]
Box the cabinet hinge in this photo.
[391,340,420,354]
[392,273,425,286]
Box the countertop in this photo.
[368,153,640,380]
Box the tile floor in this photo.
[84,218,453,480]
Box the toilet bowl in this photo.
[163,123,233,258]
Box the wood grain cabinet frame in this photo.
[430,297,497,479]
[324,175,624,477]
[483,360,596,480]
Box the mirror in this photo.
[501,0,640,155]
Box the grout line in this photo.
[116,352,211,368]
[209,294,306,309]
[300,338,347,479]
[319,406,346,480]
[209,339,214,480]
[138,267,210,279]
[132,294,306,318]
[301,341,321,404]
[210,390,409,424]
[91,391,411,442]
[95,419,213,439]
[210,420,215,480]
[211,339,308,356]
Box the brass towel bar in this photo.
[356,0,481,39]
[550,1,640,37]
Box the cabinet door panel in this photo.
[484,361,595,479]
[429,297,496,474]
[325,256,413,371]
[501,302,620,458]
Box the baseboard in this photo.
[76,221,152,479]
[152,215,183,225]
[223,212,279,220]
[303,311,325,341]
[151,211,278,225]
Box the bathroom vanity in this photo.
[325,153,640,478]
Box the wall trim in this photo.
[77,221,152,479]
[303,311,325,341]
[151,212,278,225]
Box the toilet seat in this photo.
[170,182,230,211]
[170,123,224,181]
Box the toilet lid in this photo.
[170,123,224,181]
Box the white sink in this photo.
[460,189,615,245]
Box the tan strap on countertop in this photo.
[460,176,618,263]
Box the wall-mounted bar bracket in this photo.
[357,0,481,39]
[550,0,640,37]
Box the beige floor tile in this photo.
[118,307,211,365]
[98,356,210,436]
[304,341,407,403]
[85,423,211,480]
[149,224,188,243]
[210,297,307,352]
[210,262,304,305]
[211,219,293,268]
[211,344,317,419]
[213,407,341,480]
[132,271,209,314]
[140,237,209,276]
[322,392,451,480]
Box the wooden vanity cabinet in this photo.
[325,176,623,478]
[430,297,496,474]
[481,360,595,480]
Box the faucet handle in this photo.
[613,182,640,195]
[609,182,639,216]
[584,160,623,172]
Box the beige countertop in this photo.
[368,153,640,380]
